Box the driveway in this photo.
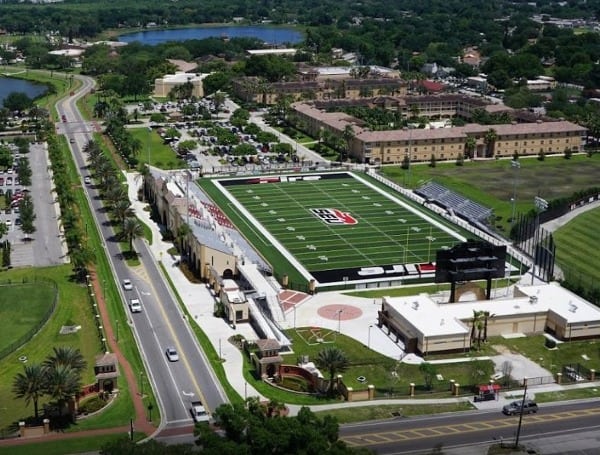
[491,347,553,381]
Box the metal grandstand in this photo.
[415,181,493,223]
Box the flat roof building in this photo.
[379,282,600,355]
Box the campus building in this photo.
[231,72,407,105]
[378,282,600,355]
[291,100,586,164]
[144,170,237,280]
[153,72,207,98]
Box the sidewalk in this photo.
[125,172,264,402]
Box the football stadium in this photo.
[213,172,468,286]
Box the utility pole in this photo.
[514,378,528,449]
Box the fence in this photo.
[0,276,59,361]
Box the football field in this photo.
[217,173,465,284]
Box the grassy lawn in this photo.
[315,402,474,424]
[381,153,600,235]
[534,386,600,403]
[240,328,496,403]
[487,335,600,374]
[553,207,600,286]
[0,283,56,358]
[129,127,185,169]
[0,267,103,432]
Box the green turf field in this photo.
[553,207,600,286]
[0,283,56,358]
[218,173,464,279]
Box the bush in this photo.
[78,395,107,415]
[545,338,556,349]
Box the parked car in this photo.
[122,279,133,291]
[165,347,179,362]
[84,176,91,184]
[502,399,538,416]
[129,298,142,313]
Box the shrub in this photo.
[545,338,556,349]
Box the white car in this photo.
[84,176,91,184]
[129,298,141,313]
[165,347,179,362]
[122,279,133,291]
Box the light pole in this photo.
[368,325,373,350]
[337,309,343,334]
[510,160,520,227]
[293,305,297,329]
[140,371,144,398]
[115,320,119,342]
[147,126,152,166]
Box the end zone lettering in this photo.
[310,208,357,225]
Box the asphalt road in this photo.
[339,399,600,454]
[57,76,228,435]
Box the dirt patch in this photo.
[491,344,512,354]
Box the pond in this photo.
[0,76,48,107]
[118,25,303,46]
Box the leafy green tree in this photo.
[18,194,36,238]
[419,362,437,390]
[12,364,47,419]
[315,347,350,395]
[2,92,33,111]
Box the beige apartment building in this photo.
[232,76,407,105]
[291,101,586,164]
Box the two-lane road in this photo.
[340,400,600,454]
[57,75,228,435]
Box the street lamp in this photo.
[115,320,119,343]
[293,305,297,329]
[510,160,521,227]
[368,325,373,350]
[140,371,145,398]
[337,309,343,334]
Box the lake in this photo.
[119,25,303,46]
[0,77,48,107]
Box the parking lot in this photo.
[1,141,67,267]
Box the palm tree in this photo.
[482,311,495,342]
[464,136,476,159]
[113,199,133,227]
[43,346,87,375]
[315,347,350,395]
[70,245,95,281]
[470,310,484,346]
[122,217,144,253]
[484,128,497,158]
[43,364,81,416]
[341,124,355,163]
[12,364,47,420]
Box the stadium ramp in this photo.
[238,263,291,347]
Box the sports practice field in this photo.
[217,173,464,283]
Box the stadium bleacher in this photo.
[415,182,492,222]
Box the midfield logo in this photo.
[310,208,358,225]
